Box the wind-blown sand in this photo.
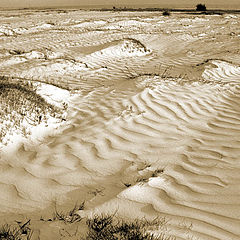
[0,9,240,239]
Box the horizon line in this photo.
[1,5,240,11]
[1,3,240,11]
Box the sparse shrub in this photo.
[162,10,170,16]
[9,49,25,55]
[88,188,105,196]
[84,214,171,240]
[196,3,207,11]
[0,224,19,240]
[0,220,33,240]
[0,76,64,143]
[117,220,155,240]
[151,169,164,177]
[86,215,116,240]
[52,202,84,223]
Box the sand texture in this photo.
[0,9,240,240]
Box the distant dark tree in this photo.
[196,3,207,11]
[113,6,116,10]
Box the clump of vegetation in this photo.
[9,49,25,55]
[86,215,152,240]
[0,220,33,240]
[86,214,115,240]
[162,10,170,16]
[196,3,207,11]
[52,202,85,223]
[84,214,173,240]
[151,169,164,177]
[0,209,176,239]
[0,76,64,143]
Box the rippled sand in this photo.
[0,9,240,240]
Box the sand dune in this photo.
[0,9,240,240]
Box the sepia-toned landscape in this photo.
[0,7,240,240]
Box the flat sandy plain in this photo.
[0,8,240,240]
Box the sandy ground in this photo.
[0,9,240,240]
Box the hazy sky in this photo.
[1,0,240,9]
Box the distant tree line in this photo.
[110,4,207,12]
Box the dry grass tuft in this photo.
[0,219,33,240]
[83,214,174,240]
[0,76,64,143]
[51,202,85,223]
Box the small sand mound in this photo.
[81,38,151,69]
[97,38,151,57]
[202,59,240,83]
[120,38,150,56]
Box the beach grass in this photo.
[0,76,63,143]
